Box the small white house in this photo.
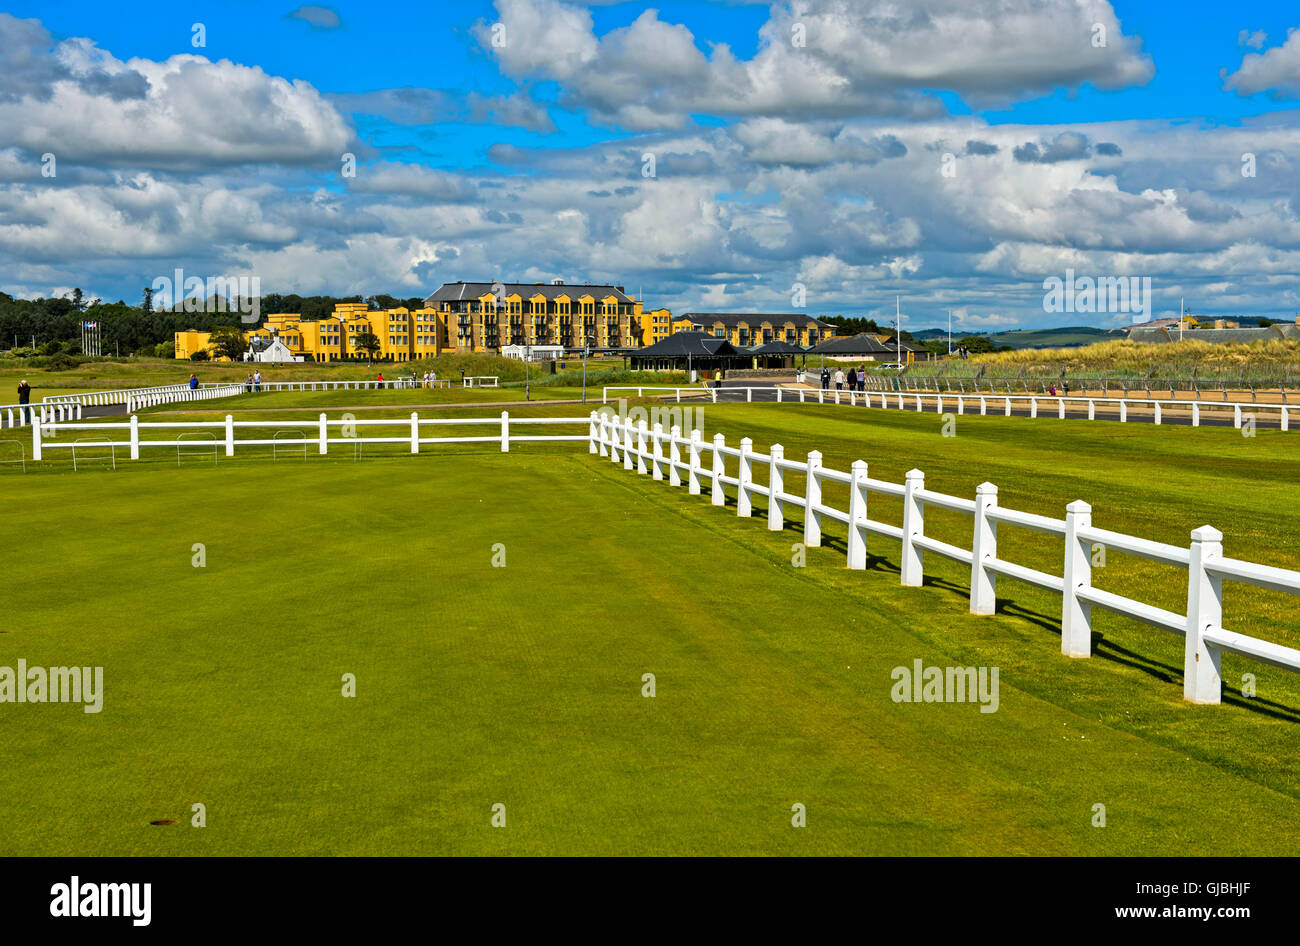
[502,345,565,361]
[247,337,304,363]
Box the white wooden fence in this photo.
[601,385,1293,430]
[592,411,1300,705]
[1,401,80,428]
[32,411,588,461]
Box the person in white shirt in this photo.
[834,369,845,390]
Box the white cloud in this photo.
[1224,28,1300,96]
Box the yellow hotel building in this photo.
[177,280,669,361]
[671,313,836,348]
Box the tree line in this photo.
[0,290,428,357]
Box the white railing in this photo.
[32,411,589,461]
[247,378,452,392]
[1,402,81,428]
[600,385,1292,430]
[463,375,500,388]
[42,383,208,408]
[122,384,248,412]
[591,411,1300,705]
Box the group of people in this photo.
[243,370,263,393]
[419,370,439,387]
[816,365,869,392]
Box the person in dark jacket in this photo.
[820,367,830,390]
[17,379,31,423]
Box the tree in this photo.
[354,331,381,364]
[141,287,154,313]
[209,327,248,362]
[189,349,211,362]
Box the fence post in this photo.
[970,482,997,614]
[1088,400,1095,420]
[1058,398,1065,420]
[636,421,649,475]
[1190,402,1199,427]
[803,451,822,547]
[651,423,664,480]
[501,411,509,452]
[1030,397,1038,418]
[1282,406,1289,432]
[1061,500,1093,657]
[746,387,753,403]
[319,413,328,454]
[623,419,634,471]
[711,434,725,506]
[595,412,608,457]
[957,396,964,415]
[1233,405,1242,429]
[1004,397,1011,416]
[688,430,702,494]
[1184,526,1224,704]
[980,396,987,416]
[607,415,620,463]
[847,460,868,569]
[737,438,753,516]
[900,469,924,586]
[768,444,784,531]
[1120,401,1127,423]
[1153,402,1162,425]
[669,425,682,487]
[31,416,42,460]
[589,411,599,454]
[225,414,235,457]
[129,414,140,460]
[411,412,420,453]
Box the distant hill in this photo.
[910,326,1117,349]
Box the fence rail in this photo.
[601,385,1293,431]
[591,410,1300,705]
[32,411,589,461]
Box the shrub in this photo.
[190,349,211,362]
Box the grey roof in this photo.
[677,312,833,328]
[424,281,634,307]
[749,340,807,355]
[631,334,741,358]
[809,333,924,354]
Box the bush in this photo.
[39,340,64,357]
[155,341,175,359]
[46,353,78,371]
[190,349,211,362]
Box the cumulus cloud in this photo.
[0,22,352,169]
[1224,28,1300,96]
[475,0,1153,130]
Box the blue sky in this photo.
[2,0,1300,329]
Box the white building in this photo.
[502,345,565,361]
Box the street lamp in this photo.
[581,338,592,404]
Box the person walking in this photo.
[253,369,262,392]
[834,368,845,391]
[820,367,830,390]
[17,379,31,423]
[244,373,253,393]
[857,365,866,392]
[713,368,722,389]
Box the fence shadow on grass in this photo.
[741,498,1299,721]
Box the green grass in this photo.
[3,403,1299,855]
